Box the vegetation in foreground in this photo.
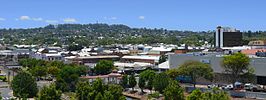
[11,54,252,100]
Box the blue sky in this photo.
[0,0,266,31]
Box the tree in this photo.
[187,89,202,100]
[107,84,124,100]
[139,70,156,93]
[76,81,94,100]
[128,74,137,91]
[76,79,125,100]
[47,61,64,69]
[159,55,167,64]
[30,66,47,79]
[38,84,62,100]
[177,61,214,87]
[47,66,60,77]
[120,74,128,89]
[201,88,230,100]
[103,91,114,100]
[222,53,252,83]
[147,78,153,93]
[94,60,114,75]
[163,80,185,100]
[11,71,38,98]
[166,68,180,79]
[187,88,230,100]
[67,44,83,51]
[153,72,170,93]
[93,78,104,93]
[55,66,80,92]
[138,76,146,93]
[95,93,103,100]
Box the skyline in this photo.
[0,0,266,31]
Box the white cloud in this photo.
[0,18,5,21]
[110,17,117,20]
[19,16,31,20]
[63,18,77,23]
[45,20,58,24]
[32,17,43,21]
[138,16,145,20]
[104,17,117,20]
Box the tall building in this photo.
[215,26,243,48]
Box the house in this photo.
[248,40,266,49]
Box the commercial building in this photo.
[168,53,266,85]
[121,55,159,64]
[65,55,120,64]
[215,26,243,48]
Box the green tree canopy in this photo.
[222,53,253,83]
[128,74,137,91]
[187,88,230,100]
[30,66,47,79]
[11,71,38,98]
[93,78,104,94]
[153,72,170,93]
[120,74,128,89]
[75,81,94,100]
[139,70,156,93]
[166,68,180,79]
[76,79,125,100]
[47,66,60,77]
[187,89,202,100]
[95,93,103,100]
[163,80,185,100]
[103,91,114,100]
[107,84,124,100]
[55,65,84,92]
[138,76,146,93]
[37,84,62,100]
[159,55,167,64]
[94,60,114,75]
[177,60,214,87]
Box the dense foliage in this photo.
[177,61,214,87]
[222,53,253,83]
[37,84,62,100]
[0,24,215,46]
[75,78,125,100]
[55,65,87,92]
[19,58,87,92]
[120,74,128,89]
[139,70,156,93]
[11,71,38,98]
[94,60,114,75]
[163,80,185,100]
[128,74,137,91]
[153,72,170,93]
[187,88,230,100]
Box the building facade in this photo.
[168,53,266,85]
[215,26,243,48]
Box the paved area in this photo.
[0,82,14,100]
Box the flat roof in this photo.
[122,55,159,60]
[65,55,120,59]
[114,62,153,68]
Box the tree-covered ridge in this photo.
[0,24,214,46]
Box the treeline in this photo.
[0,24,213,46]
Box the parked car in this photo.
[244,83,263,92]
[224,84,234,90]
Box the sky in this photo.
[0,0,266,31]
